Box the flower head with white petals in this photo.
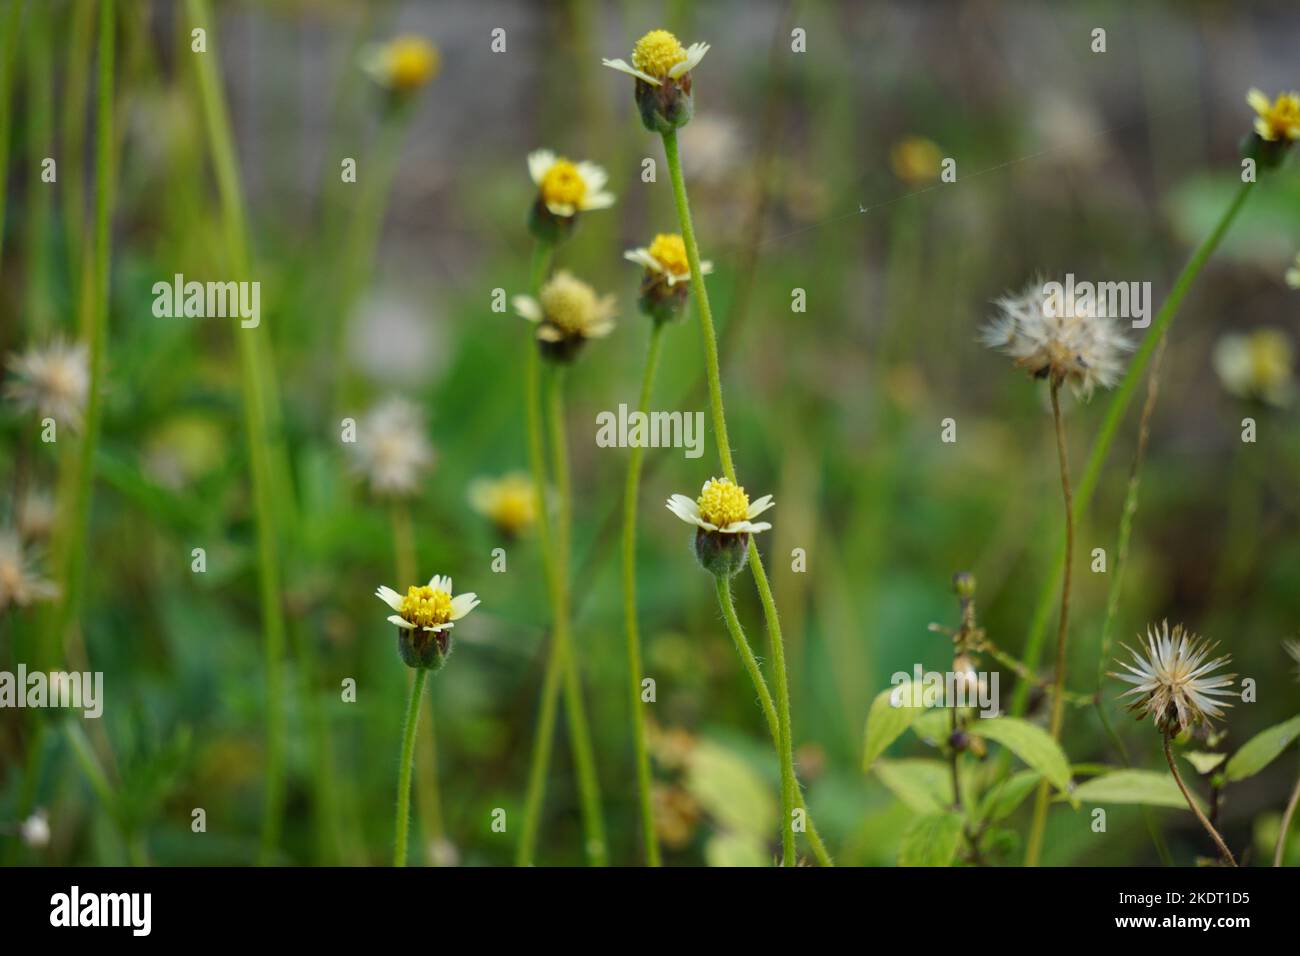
[4,339,90,431]
[603,29,708,133]
[513,271,616,362]
[349,397,434,498]
[667,477,773,535]
[1110,621,1235,737]
[377,575,480,671]
[527,150,615,219]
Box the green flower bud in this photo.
[397,626,453,671]
[693,527,750,578]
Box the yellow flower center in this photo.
[489,479,536,534]
[697,477,750,528]
[398,585,452,628]
[648,234,690,276]
[1256,92,1300,141]
[1247,330,1293,391]
[539,272,599,334]
[539,159,587,209]
[385,37,440,92]
[632,29,687,79]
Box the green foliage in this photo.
[898,812,964,866]
[1224,714,1300,783]
[1065,770,1204,812]
[862,683,923,770]
[970,717,1072,797]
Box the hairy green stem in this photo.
[714,576,833,866]
[187,0,289,864]
[621,321,666,866]
[394,667,429,867]
[1011,180,1255,720]
[663,126,800,866]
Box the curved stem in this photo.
[1275,772,1300,867]
[715,576,833,866]
[1025,381,1075,866]
[1163,733,1237,866]
[621,322,666,866]
[394,667,429,867]
[663,127,799,867]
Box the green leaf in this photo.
[685,740,776,838]
[977,769,1040,822]
[1224,714,1300,783]
[873,758,952,814]
[1181,751,1227,775]
[898,812,964,867]
[970,717,1072,795]
[862,683,924,770]
[1064,769,1204,812]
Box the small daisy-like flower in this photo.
[348,397,434,498]
[376,574,479,670]
[603,29,709,133]
[19,809,50,849]
[667,477,773,534]
[0,531,58,612]
[981,279,1132,398]
[526,150,615,242]
[4,339,89,430]
[512,271,616,363]
[667,477,773,578]
[889,136,943,185]
[625,233,712,323]
[1285,253,1300,289]
[1110,621,1235,737]
[1247,88,1300,143]
[360,35,440,95]
[1212,329,1295,407]
[468,472,536,537]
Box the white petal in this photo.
[544,200,577,217]
[513,295,543,322]
[666,494,702,524]
[747,494,774,519]
[624,249,660,271]
[669,42,709,78]
[586,320,615,338]
[602,58,660,85]
[576,161,608,192]
[580,191,616,211]
[425,621,454,633]
[428,574,452,593]
[699,260,714,276]
[388,614,416,630]
[450,592,480,620]
[536,324,564,342]
[527,149,555,185]
[1247,88,1271,114]
[727,520,771,534]
[376,585,404,612]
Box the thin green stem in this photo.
[621,322,666,866]
[1163,733,1237,866]
[663,126,799,867]
[1025,381,1075,867]
[394,667,429,867]
[516,241,558,866]
[714,576,833,866]
[1276,772,1300,867]
[548,368,607,866]
[48,0,113,672]
[1011,179,1256,720]
[186,0,289,865]
[391,501,444,859]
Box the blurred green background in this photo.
[1,0,1298,866]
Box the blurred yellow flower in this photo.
[1212,328,1295,407]
[1247,88,1300,142]
[361,35,440,94]
[624,233,710,287]
[526,150,614,218]
[890,136,943,185]
[513,271,616,361]
[468,472,536,537]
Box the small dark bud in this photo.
[693,527,750,578]
[397,627,453,671]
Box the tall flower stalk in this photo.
[186,0,290,863]
[620,320,666,865]
[514,216,614,864]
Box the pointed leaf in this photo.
[898,812,964,866]
[970,717,1072,794]
[1224,714,1300,783]
[862,682,924,770]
